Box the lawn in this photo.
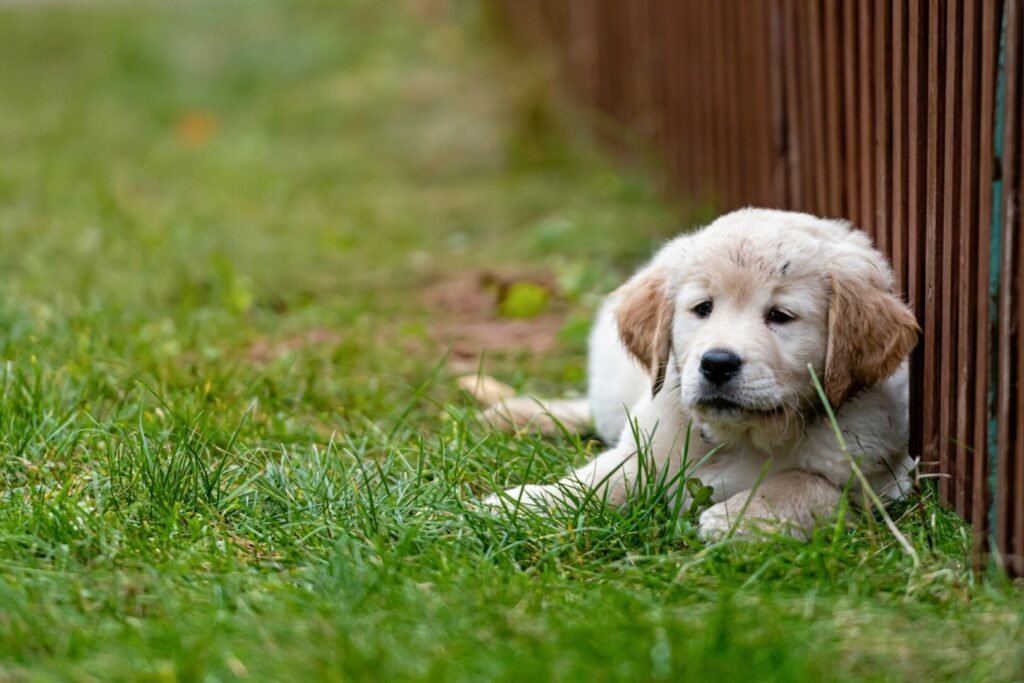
[0,1,1021,681]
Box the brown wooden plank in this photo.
[770,0,790,206]
[807,0,828,214]
[940,0,963,514]
[906,0,927,466]
[698,0,713,200]
[696,0,712,202]
[843,0,861,225]
[892,0,908,292]
[923,0,945,489]
[791,0,810,211]
[688,0,708,202]
[859,1,876,238]
[735,2,756,205]
[659,0,684,193]
[644,1,667,157]
[956,0,980,528]
[567,2,599,105]
[608,0,630,125]
[875,0,892,258]
[688,0,707,200]
[641,1,661,140]
[972,0,1001,570]
[721,0,742,208]
[824,0,845,215]
[593,0,615,122]
[710,0,728,205]
[677,0,698,198]
[734,2,749,204]
[684,0,704,199]
[749,0,776,206]
[783,0,803,209]
[742,1,768,207]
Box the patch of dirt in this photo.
[423,271,565,363]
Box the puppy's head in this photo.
[616,209,919,431]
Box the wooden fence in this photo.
[496,0,1024,575]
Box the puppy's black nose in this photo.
[700,349,743,385]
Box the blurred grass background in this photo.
[0,1,1021,681]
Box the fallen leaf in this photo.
[174,110,219,148]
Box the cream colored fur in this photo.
[483,208,919,540]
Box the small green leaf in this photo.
[498,282,550,319]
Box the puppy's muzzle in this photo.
[700,348,743,386]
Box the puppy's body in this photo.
[486,209,919,539]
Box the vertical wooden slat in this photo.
[706,2,723,204]
[801,3,819,214]
[735,4,754,205]
[642,1,664,153]
[603,0,626,125]
[956,0,980,532]
[843,0,861,226]
[923,0,946,491]
[875,0,892,257]
[892,0,908,292]
[696,0,712,202]
[721,0,742,208]
[567,2,599,106]
[592,1,614,122]
[749,1,776,207]
[719,0,739,207]
[740,5,765,207]
[670,0,694,198]
[806,0,828,215]
[770,0,789,206]
[627,3,647,133]
[782,0,803,209]
[940,0,963,514]
[972,0,1001,567]
[859,2,876,238]
[906,0,927,470]
[823,0,845,216]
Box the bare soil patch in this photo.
[422,271,565,362]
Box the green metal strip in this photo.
[988,2,1009,565]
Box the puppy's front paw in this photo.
[482,484,564,513]
[697,501,737,541]
[697,498,796,541]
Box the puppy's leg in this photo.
[484,379,689,512]
[484,443,641,510]
[456,374,518,405]
[479,397,591,436]
[698,470,841,540]
[457,374,592,437]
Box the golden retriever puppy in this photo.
[483,208,919,539]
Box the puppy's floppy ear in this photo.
[616,267,674,396]
[823,271,919,407]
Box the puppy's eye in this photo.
[766,308,794,324]
[692,301,713,318]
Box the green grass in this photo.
[0,1,1020,680]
